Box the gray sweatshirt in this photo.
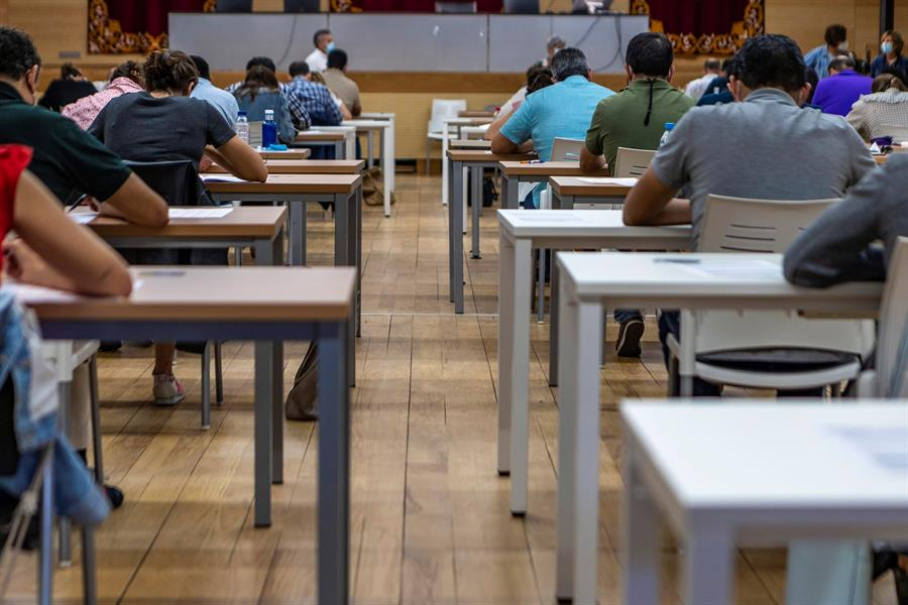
[784,154,908,287]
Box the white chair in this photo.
[881,124,908,144]
[426,99,466,176]
[613,147,656,178]
[666,195,876,396]
[550,137,584,162]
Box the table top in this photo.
[207,159,364,175]
[257,149,310,160]
[622,401,908,513]
[499,161,610,177]
[449,139,491,150]
[358,112,394,120]
[86,206,286,239]
[294,130,348,142]
[447,149,535,162]
[445,117,493,125]
[458,110,496,118]
[556,252,883,312]
[14,266,356,322]
[343,119,391,130]
[497,209,691,241]
[549,176,638,196]
[202,173,362,195]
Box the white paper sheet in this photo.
[68,212,99,225]
[513,214,584,223]
[667,258,781,280]
[169,208,234,219]
[577,177,638,186]
[199,174,248,184]
[4,283,81,304]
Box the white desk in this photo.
[357,112,396,200]
[343,119,395,217]
[621,401,908,605]
[496,210,691,516]
[441,117,494,207]
[555,252,884,604]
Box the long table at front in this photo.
[22,266,356,604]
[553,252,883,604]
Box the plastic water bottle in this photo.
[262,109,277,148]
[235,111,249,145]
[659,122,675,148]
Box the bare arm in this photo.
[8,171,132,296]
[101,173,169,228]
[579,145,606,174]
[623,168,691,226]
[339,101,353,121]
[210,136,268,182]
[491,131,520,155]
[484,112,510,141]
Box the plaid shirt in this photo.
[224,81,312,129]
[285,77,343,129]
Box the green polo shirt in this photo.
[585,78,696,175]
[0,82,131,205]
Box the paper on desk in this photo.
[3,283,81,304]
[577,177,638,186]
[68,212,99,225]
[169,208,234,219]
[828,425,908,473]
[513,213,584,223]
[199,174,248,183]
[676,258,781,280]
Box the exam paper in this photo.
[68,212,99,225]
[169,208,233,219]
[199,174,248,183]
[577,177,638,186]
[677,258,781,280]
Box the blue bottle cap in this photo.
[664,122,675,130]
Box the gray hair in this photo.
[550,47,590,81]
[547,35,566,52]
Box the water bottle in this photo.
[659,122,675,148]
[235,111,249,145]
[262,109,278,148]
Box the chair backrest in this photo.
[429,99,467,133]
[881,124,908,144]
[613,147,656,178]
[698,195,838,253]
[124,160,203,206]
[877,237,908,397]
[551,137,583,162]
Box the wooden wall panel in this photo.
[0,0,9,25]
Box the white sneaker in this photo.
[153,374,185,406]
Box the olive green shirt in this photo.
[585,78,696,175]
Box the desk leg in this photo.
[462,165,468,235]
[81,525,98,605]
[318,321,350,605]
[447,158,456,302]
[470,166,482,259]
[441,129,449,206]
[549,257,559,387]
[334,193,349,267]
[355,186,363,338]
[386,120,395,194]
[555,274,577,602]
[57,384,72,567]
[367,130,374,169]
[685,526,734,605]
[38,448,53,605]
[452,160,465,314]
[290,201,306,267]
[335,141,344,160]
[507,176,519,209]
[381,126,392,217]
[508,239,532,515]
[622,440,661,605]
[254,339,274,526]
[497,235,515,476]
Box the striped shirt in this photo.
[846,89,908,140]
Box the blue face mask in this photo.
[326,41,336,54]
[882,41,894,55]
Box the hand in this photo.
[82,196,101,211]
[4,239,51,285]
[199,155,214,172]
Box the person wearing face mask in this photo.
[542,35,565,67]
[804,23,848,79]
[871,30,908,77]
[306,29,335,74]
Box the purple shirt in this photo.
[813,70,873,117]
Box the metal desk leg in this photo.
[555,275,578,603]
[497,234,516,477]
[470,166,482,259]
[462,165,469,235]
[381,126,392,217]
[447,156,456,302]
[201,344,211,429]
[452,160,465,314]
[354,186,363,337]
[441,128,449,206]
[507,175,519,209]
[253,337,273,526]
[289,200,306,267]
[549,259,560,387]
[334,193,349,267]
[508,239,532,515]
[81,525,98,605]
[317,321,350,605]
[58,383,72,568]
[38,447,53,605]
[334,141,344,160]
[272,236,285,484]
[367,130,374,169]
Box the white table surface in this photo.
[621,400,908,605]
[342,119,395,217]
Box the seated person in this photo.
[871,29,908,77]
[322,49,362,117]
[89,49,267,407]
[225,56,286,94]
[309,71,352,121]
[285,60,342,129]
[191,55,239,129]
[813,54,873,116]
[38,63,97,112]
[846,70,908,140]
[492,64,552,123]
[684,58,722,100]
[484,67,554,143]
[234,66,298,144]
[63,60,145,130]
[580,32,696,358]
[697,57,741,106]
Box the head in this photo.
[625,32,675,82]
[245,56,277,73]
[0,26,42,105]
[526,66,554,94]
[110,60,144,87]
[550,47,591,82]
[881,30,904,57]
[314,29,334,53]
[873,69,908,93]
[546,35,566,62]
[289,60,310,80]
[703,58,721,75]
[190,55,211,80]
[828,54,855,75]
[327,49,348,71]
[143,50,199,96]
[733,35,808,104]
[824,24,848,51]
[237,65,279,101]
[60,63,83,81]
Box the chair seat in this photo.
[697,348,861,373]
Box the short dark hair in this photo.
[327,49,348,70]
[737,34,806,94]
[824,24,847,47]
[110,60,144,86]
[190,55,211,80]
[313,29,331,48]
[245,56,276,73]
[144,50,199,93]
[0,26,41,81]
[704,58,721,72]
[527,67,554,94]
[804,66,819,103]
[60,63,82,79]
[550,47,589,81]
[829,54,855,73]
[289,61,310,77]
[626,32,674,78]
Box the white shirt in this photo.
[684,73,718,100]
[306,49,328,73]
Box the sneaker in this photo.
[153,374,185,406]
[616,318,645,358]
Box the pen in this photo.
[653,258,701,264]
[520,160,544,164]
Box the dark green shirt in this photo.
[0,82,131,205]
[585,79,696,175]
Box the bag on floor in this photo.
[285,342,318,422]
[362,167,396,207]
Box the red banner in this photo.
[89,0,215,54]
[332,0,503,12]
[631,0,764,55]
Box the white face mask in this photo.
[837,41,849,52]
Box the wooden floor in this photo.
[5,174,899,604]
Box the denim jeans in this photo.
[614,309,643,324]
